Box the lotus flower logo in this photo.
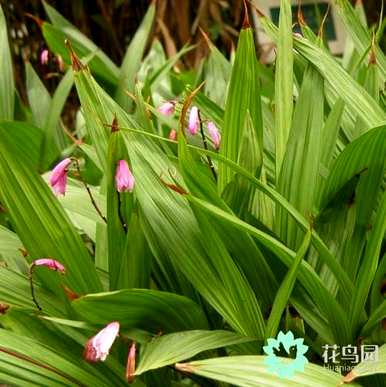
[263,330,309,379]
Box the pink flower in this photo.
[126,342,136,383]
[49,158,72,196]
[115,160,135,193]
[32,258,65,274]
[207,121,221,150]
[84,322,120,362]
[188,106,200,135]
[168,129,177,141]
[158,101,175,116]
[40,49,49,65]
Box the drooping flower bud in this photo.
[168,129,177,141]
[83,322,120,362]
[32,258,66,274]
[49,158,72,196]
[126,342,136,383]
[188,106,199,135]
[158,101,175,116]
[207,121,221,150]
[115,160,135,193]
[40,49,49,65]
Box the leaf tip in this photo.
[369,33,377,65]
[175,363,194,373]
[65,39,84,72]
[242,0,250,28]
[341,370,357,383]
[0,303,10,315]
[25,13,44,28]
[297,1,306,26]
[111,115,119,133]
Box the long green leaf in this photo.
[135,330,254,374]
[0,134,101,294]
[274,0,293,178]
[261,17,386,130]
[350,189,386,334]
[115,3,155,110]
[72,289,208,332]
[0,329,122,387]
[342,344,386,383]
[186,195,351,343]
[0,5,14,120]
[175,356,361,387]
[218,26,263,193]
[265,230,311,339]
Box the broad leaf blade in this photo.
[136,330,254,374]
[0,4,14,120]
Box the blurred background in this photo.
[0,0,384,111]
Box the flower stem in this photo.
[117,191,128,233]
[72,158,107,224]
[28,265,42,311]
[197,110,217,181]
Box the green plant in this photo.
[0,0,385,386]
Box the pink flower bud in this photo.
[168,129,177,141]
[207,121,221,150]
[84,322,120,362]
[32,258,65,274]
[40,49,49,65]
[126,342,136,383]
[158,101,175,116]
[49,158,72,196]
[188,106,199,135]
[115,160,135,193]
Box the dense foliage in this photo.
[0,1,385,386]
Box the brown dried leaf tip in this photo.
[62,285,79,301]
[0,303,10,315]
[342,370,357,383]
[64,39,84,71]
[297,1,306,26]
[160,176,188,195]
[25,13,44,28]
[175,363,195,373]
[242,0,250,29]
[369,34,377,65]
[111,115,119,133]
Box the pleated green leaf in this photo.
[42,22,119,85]
[265,230,311,339]
[274,0,293,179]
[0,226,27,272]
[277,64,324,248]
[335,0,386,81]
[218,26,263,194]
[0,121,43,170]
[135,330,254,374]
[72,289,208,332]
[350,188,386,334]
[186,194,351,344]
[342,344,386,383]
[261,17,386,130]
[0,133,101,294]
[0,5,14,120]
[0,329,124,387]
[115,3,155,110]
[73,60,270,338]
[41,68,73,168]
[175,356,361,387]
